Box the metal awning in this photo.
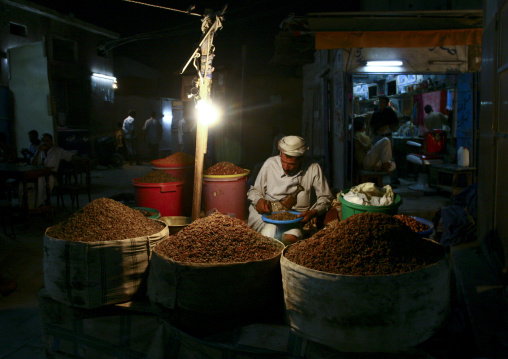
[306,10,483,49]
[316,28,482,49]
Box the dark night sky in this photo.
[27,1,359,74]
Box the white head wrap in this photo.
[278,136,308,157]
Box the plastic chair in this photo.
[406,130,446,192]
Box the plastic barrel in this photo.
[339,190,403,220]
[152,164,194,217]
[132,179,184,217]
[202,171,249,220]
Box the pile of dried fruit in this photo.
[151,152,194,166]
[46,198,165,242]
[266,211,300,221]
[204,162,247,176]
[155,212,282,263]
[285,212,443,276]
[394,214,430,233]
[133,170,181,183]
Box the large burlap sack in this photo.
[147,237,285,336]
[43,221,168,309]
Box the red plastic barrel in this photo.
[152,164,194,216]
[202,171,249,221]
[132,179,184,217]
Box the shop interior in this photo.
[351,73,462,186]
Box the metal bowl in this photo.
[159,216,192,235]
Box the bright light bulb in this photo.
[197,100,219,125]
[92,73,117,81]
[365,61,403,67]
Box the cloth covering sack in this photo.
[43,222,169,309]
[342,182,395,206]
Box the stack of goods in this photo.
[265,211,300,221]
[281,212,449,352]
[286,212,441,275]
[151,151,194,167]
[202,162,250,220]
[204,161,248,176]
[147,212,284,336]
[44,198,168,309]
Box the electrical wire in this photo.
[122,0,201,16]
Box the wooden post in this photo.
[192,120,208,221]
[191,15,215,221]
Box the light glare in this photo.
[197,100,219,125]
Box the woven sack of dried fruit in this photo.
[43,198,169,309]
[147,212,285,336]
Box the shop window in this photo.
[9,22,27,37]
[387,80,397,96]
[53,37,76,63]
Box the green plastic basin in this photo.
[339,189,403,220]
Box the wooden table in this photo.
[0,163,54,217]
[429,163,477,196]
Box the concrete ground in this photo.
[0,164,498,358]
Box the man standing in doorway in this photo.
[122,110,141,165]
[142,111,163,160]
[423,105,449,132]
[370,95,399,144]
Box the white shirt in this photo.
[247,155,333,232]
[142,117,162,144]
[35,146,74,172]
[122,116,135,139]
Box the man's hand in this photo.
[298,209,318,224]
[255,198,272,214]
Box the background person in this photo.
[142,111,163,160]
[20,130,41,162]
[177,117,187,152]
[122,110,141,165]
[247,135,333,246]
[369,95,400,185]
[115,121,126,159]
[31,133,75,207]
[353,116,396,174]
[423,104,449,132]
[369,95,399,144]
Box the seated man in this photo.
[20,130,41,162]
[247,136,334,246]
[31,133,76,207]
[354,116,396,173]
